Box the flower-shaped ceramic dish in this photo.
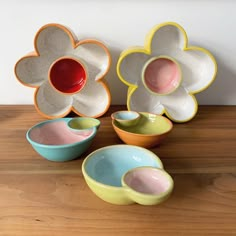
[27,118,97,162]
[15,23,111,119]
[82,145,173,205]
[112,112,173,148]
[117,22,217,122]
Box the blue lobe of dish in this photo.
[85,146,161,187]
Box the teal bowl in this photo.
[26,118,97,162]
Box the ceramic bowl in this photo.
[67,117,100,135]
[142,56,182,95]
[111,110,140,127]
[117,22,217,122]
[26,118,97,162]
[112,112,173,148]
[122,166,174,205]
[82,145,174,205]
[15,23,111,119]
[49,56,87,94]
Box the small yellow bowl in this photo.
[112,112,173,148]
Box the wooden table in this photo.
[0,105,236,235]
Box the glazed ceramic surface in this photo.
[82,145,164,205]
[15,23,111,119]
[142,56,182,95]
[122,167,174,205]
[112,112,173,148]
[67,117,100,135]
[27,118,97,162]
[117,22,217,122]
[111,110,140,127]
[49,57,87,94]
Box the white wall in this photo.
[1,0,236,105]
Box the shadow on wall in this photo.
[196,52,236,105]
[106,47,128,105]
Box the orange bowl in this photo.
[112,112,173,148]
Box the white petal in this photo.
[73,40,111,81]
[159,86,198,122]
[171,48,217,93]
[150,23,186,55]
[15,55,49,87]
[118,51,150,86]
[72,79,110,117]
[35,24,74,57]
[149,23,217,93]
[129,82,165,114]
[35,80,73,118]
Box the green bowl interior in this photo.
[114,113,172,135]
[68,118,100,130]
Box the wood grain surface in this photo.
[0,105,235,235]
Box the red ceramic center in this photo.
[144,57,181,95]
[50,58,87,94]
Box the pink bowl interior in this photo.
[144,57,181,94]
[29,120,93,145]
[124,168,171,194]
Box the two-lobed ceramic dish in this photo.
[117,22,217,122]
[15,23,112,119]
[111,111,173,148]
[27,117,100,162]
[82,145,174,205]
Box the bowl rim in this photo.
[82,144,164,190]
[26,118,97,149]
[112,112,173,137]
